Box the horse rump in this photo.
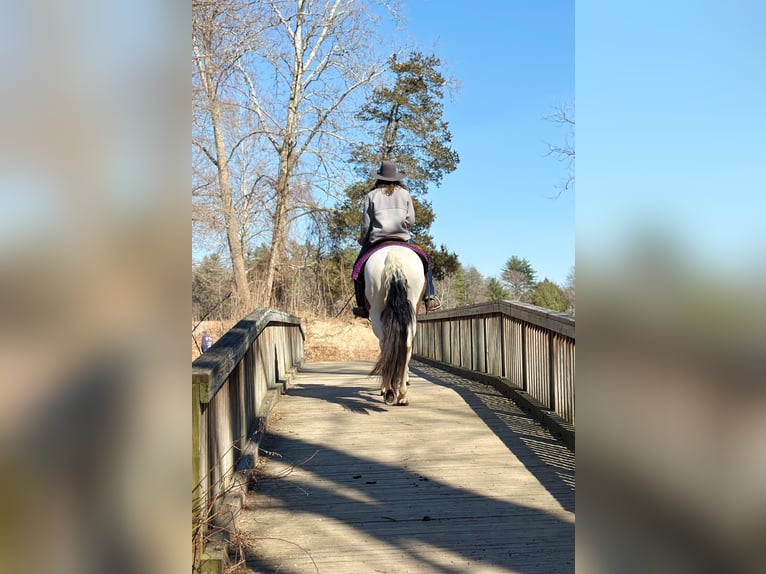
[370,265,412,398]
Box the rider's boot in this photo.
[352,278,369,319]
[424,295,441,312]
[423,265,441,312]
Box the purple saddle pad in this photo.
[352,241,430,280]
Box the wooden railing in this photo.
[414,301,575,438]
[192,308,304,564]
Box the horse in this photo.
[363,244,426,406]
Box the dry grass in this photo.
[192,316,379,362]
[301,316,379,361]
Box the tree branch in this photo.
[194,140,219,167]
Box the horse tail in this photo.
[371,253,413,393]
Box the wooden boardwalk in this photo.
[236,360,575,574]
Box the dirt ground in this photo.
[192,316,379,362]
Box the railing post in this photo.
[469,318,474,370]
[482,317,488,373]
[192,381,203,566]
[521,322,528,391]
[548,332,556,412]
[500,316,506,378]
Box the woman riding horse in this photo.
[352,160,441,319]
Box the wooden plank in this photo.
[237,360,575,573]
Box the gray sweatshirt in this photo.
[358,185,415,246]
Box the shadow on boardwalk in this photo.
[410,362,575,514]
[239,360,574,574]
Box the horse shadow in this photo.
[291,362,386,414]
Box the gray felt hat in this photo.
[371,160,406,181]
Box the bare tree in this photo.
[193,0,261,313]
[564,265,575,314]
[236,0,400,306]
[544,101,574,197]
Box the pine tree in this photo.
[192,254,234,320]
[486,278,510,301]
[501,256,537,301]
[529,279,569,312]
[331,51,460,276]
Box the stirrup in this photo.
[352,306,369,319]
[424,297,441,312]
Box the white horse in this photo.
[364,244,426,406]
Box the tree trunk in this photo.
[210,101,251,314]
[265,150,290,307]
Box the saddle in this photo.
[352,240,430,280]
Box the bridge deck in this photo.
[236,360,575,573]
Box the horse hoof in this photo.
[384,390,396,405]
[397,397,409,406]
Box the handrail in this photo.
[414,301,575,441]
[193,309,304,402]
[192,308,304,568]
[420,300,574,337]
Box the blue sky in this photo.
[576,1,766,278]
[401,1,575,286]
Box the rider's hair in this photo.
[372,180,408,195]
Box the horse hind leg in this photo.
[397,347,413,404]
[396,367,410,405]
[396,380,409,405]
[383,379,405,406]
[380,379,406,406]
[381,366,396,405]
[380,372,394,402]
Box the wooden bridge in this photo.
[192,303,575,573]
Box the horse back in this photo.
[365,245,425,307]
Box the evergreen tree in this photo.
[352,51,459,197]
[192,253,234,320]
[331,51,459,261]
[501,256,537,301]
[529,278,569,312]
[486,277,510,301]
[429,244,460,281]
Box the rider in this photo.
[352,160,441,319]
